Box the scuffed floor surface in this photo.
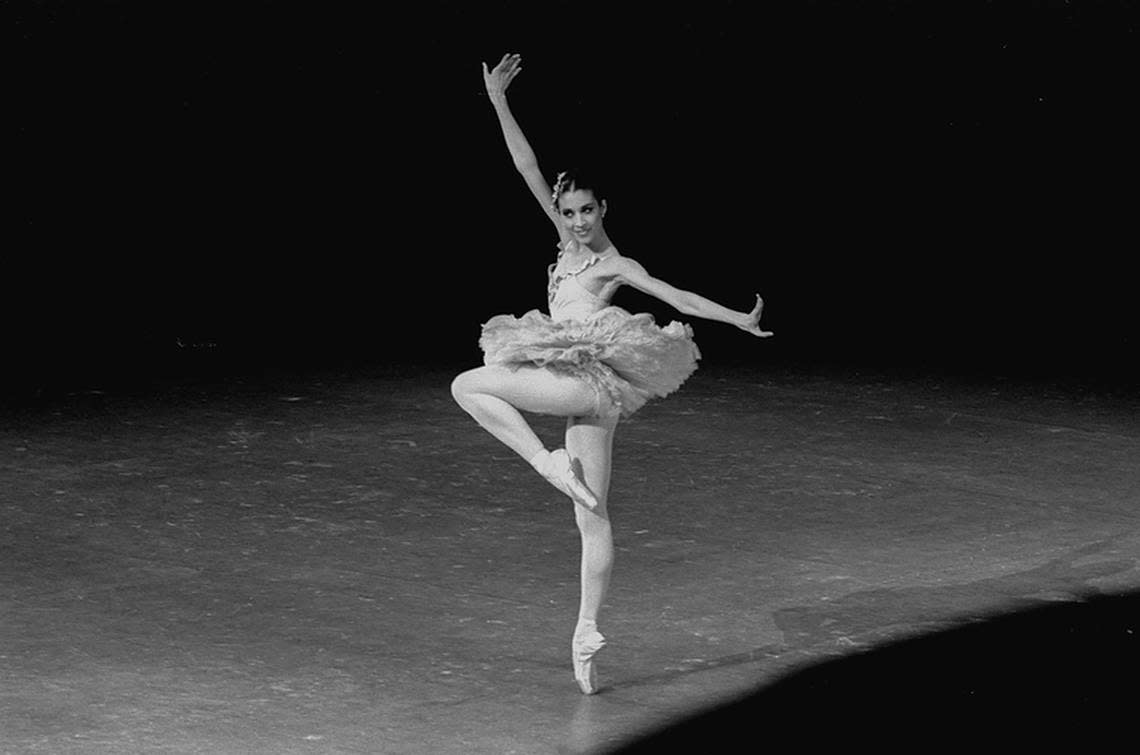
[2,362,1138,753]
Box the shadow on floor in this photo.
[608,590,1140,751]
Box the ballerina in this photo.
[451,52,772,695]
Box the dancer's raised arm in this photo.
[483,53,562,234]
[613,257,774,338]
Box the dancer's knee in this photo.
[450,369,478,409]
[452,368,506,416]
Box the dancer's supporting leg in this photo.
[451,364,600,508]
[565,413,618,694]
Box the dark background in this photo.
[9,1,1137,392]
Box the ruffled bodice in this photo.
[547,242,613,323]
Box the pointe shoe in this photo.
[541,449,599,510]
[572,628,606,695]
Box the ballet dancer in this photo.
[451,52,772,695]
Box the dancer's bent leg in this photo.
[451,365,597,458]
[565,413,617,694]
[451,365,600,508]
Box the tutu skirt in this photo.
[479,306,701,417]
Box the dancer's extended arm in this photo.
[483,53,562,233]
[613,257,773,338]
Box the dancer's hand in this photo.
[483,53,522,99]
[738,295,774,338]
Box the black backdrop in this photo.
[10,1,1137,388]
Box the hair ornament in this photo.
[550,171,568,208]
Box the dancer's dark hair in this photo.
[551,168,607,210]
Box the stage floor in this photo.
[2,362,1137,753]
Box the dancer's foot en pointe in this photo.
[572,622,606,695]
[533,449,599,510]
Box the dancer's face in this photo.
[557,189,607,247]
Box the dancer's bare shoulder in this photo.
[608,255,657,289]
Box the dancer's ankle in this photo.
[529,448,552,473]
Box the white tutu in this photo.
[480,306,700,417]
